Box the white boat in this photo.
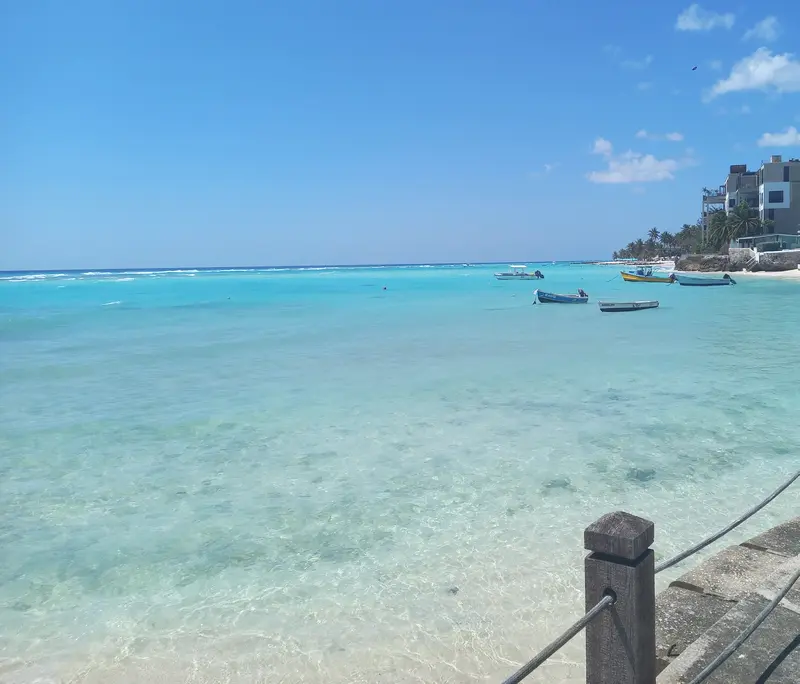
[494,265,544,280]
[598,300,659,313]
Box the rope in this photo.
[655,469,800,574]
[686,565,800,684]
[500,593,614,684]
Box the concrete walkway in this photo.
[656,517,800,683]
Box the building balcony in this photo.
[702,184,726,200]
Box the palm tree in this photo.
[726,201,760,239]
[634,238,645,258]
[648,227,661,243]
[708,210,733,250]
[659,231,675,256]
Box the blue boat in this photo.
[535,289,589,303]
[674,273,736,287]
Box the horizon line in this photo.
[0,259,604,275]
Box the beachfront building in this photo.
[701,155,800,245]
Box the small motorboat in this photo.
[598,300,659,313]
[674,273,736,287]
[495,265,544,280]
[535,288,588,304]
[621,266,675,284]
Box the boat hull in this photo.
[674,274,735,286]
[621,271,673,283]
[495,274,542,280]
[598,301,659,313]
[536,290,588,303]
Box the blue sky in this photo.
[3,1,800,269]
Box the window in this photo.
[728,198,736,207]
[768,209,775,221]
[768,190,784,203]
[785,165,791,182]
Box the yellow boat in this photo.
[620,267,675,283]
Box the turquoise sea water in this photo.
[1,263,799,683]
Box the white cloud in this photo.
[676,4,735,32]
[744,16,780,42]
[588,138,695,184]
[592,138,613,156]
[622,55,653,70]
[635,130,684,141]
[708,48,800,98]
[528,162,560,179]
[757,126,800,147]
[637,81,653,91]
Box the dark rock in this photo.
[542,477,576,492]
[757,250,800,272]
[626,467,657,483]
[447,586,459,595]
[674,255,730,272]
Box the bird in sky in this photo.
[691,66,697,71]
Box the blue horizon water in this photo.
[2,264,799,683]
[0,260,591,276]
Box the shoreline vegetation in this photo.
[607,203,800,274]
[611,204,773,262]
[611,224,703,262]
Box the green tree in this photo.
[726,201,761,239]
[647,227,661,243]
[707,210,732,251]
[675,223,703,254]
[660,231,675,256]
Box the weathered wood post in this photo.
[584,511,656,684]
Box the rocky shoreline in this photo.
[675,252,800,272]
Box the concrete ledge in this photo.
[655,586,733,674]
[673,544,788,599]
[744,518,800,557]
[657,518,800,682]
[657,595,800,683]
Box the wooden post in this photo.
[584,511,656,684]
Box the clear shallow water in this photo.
[1,264,798,683]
